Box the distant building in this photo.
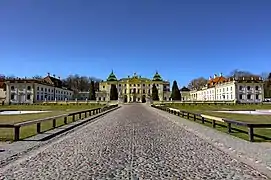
[4,73,74,104]
[182,73,264,103]
[96,71,171,103]
[77,91,90,100]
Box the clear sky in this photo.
[0,0,270,86]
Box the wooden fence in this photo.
[151,105,271,142]
[0,104,118,141]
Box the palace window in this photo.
[119,84,121,87]
[27,94,31,100]
[239,94,242,99]
[256,94,259,99]
[138,84,140,87]
[27,86,31,90]
[134,84,136,87]
[138,89,140,93]
[247,86,251,90]
[103,97,105,101]
[11,94,15,100]
[41,87,43,91]
[103,86,105,89]
[143,89,145,94]
[143,84,145,87]
[98,97,101,101]
[239,86,242,90]
[11,86,15,90]
[255,86,259,90]
[247,94,251,99]
[37,87,39,90]
[37,95,39,101]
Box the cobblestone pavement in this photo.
[0,104,268,179]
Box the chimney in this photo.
[209,76,212,80]
[47,72,50,76]
[219,72,223,77]
[213,74,217,78]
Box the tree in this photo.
[152,84,159,101]
[229,69,256,78]
[89,80,96,100]
[110,84,118,100]
[187,77,208,90]
[171,80,181,100]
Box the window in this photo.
[103,97,105,101]
[37,87,39,90]
[134,84,136,87]
[247,94,251,99]
[226,87,228,91]
[143,89,145,94]
[256,94,259,99]
[230,87,232,91]
[41,95,43,100]
[239,86,242,90]
[125,89,127,94]
[247,86,251,90]
[103,86,105,89]
[231,94,233,99]
[11,86,14,90]
[11,94,15,100]
[41,87,43,91]
[239,94,242,99]
[143,84,145,87]
[27,86,31,90]
[119,84,121,87]
[255,86,259,90]
[98,97,101,101]
[138,84,140,87]
[27,94,31,100]
[37,95,39,100]
[137,89,140,93]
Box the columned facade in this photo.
[96,71,171,103]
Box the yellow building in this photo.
[96,71,171,103]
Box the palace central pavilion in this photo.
[96,71,171,103]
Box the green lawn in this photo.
[164,103,271,142]
[0,104,104,141]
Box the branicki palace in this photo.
[96,71,171,103]
[180,73,265,103]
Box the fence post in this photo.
[72,115,75,122]
[53,119,56,128]
[37,123,41,133]
[201,117,205,124]
[79,113,82,119]
[85,111,87,117]
[187,113,190,119]
[193,114,196,121]
[212,120,216,128]
[227,123,231,133]
[14,126,20,141]
[248,125,254,142]
[64,117,67,124]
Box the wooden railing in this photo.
[0,104,118,141]
[151,105,271,142]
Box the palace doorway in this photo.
[124,95,128,103]
[142,95,146,103]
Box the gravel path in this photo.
[0,104,268,179]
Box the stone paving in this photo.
[0,104,268,179]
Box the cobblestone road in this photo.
[0,104,268,179]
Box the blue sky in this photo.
[0,0,270,86]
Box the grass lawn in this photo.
[165,103,271,142]
[0,104,104,141]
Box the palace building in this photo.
[180,73,265,103]
[3,73,73,104]
[96,71,171,103]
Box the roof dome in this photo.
[107,70,118,81]
[153,71,163,81]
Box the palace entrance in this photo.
[142,95,146,103]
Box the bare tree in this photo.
[187,77,208,90]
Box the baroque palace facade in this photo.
[181,73,265,103]
[1,73,73,104]
[96,71,171,103]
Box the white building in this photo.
[185,73,264,103]
[4,74,74,104]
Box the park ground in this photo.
[0,104,104,141]
[165,103,271,142]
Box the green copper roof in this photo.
[152,71,163,81]
[107,70,118,81]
